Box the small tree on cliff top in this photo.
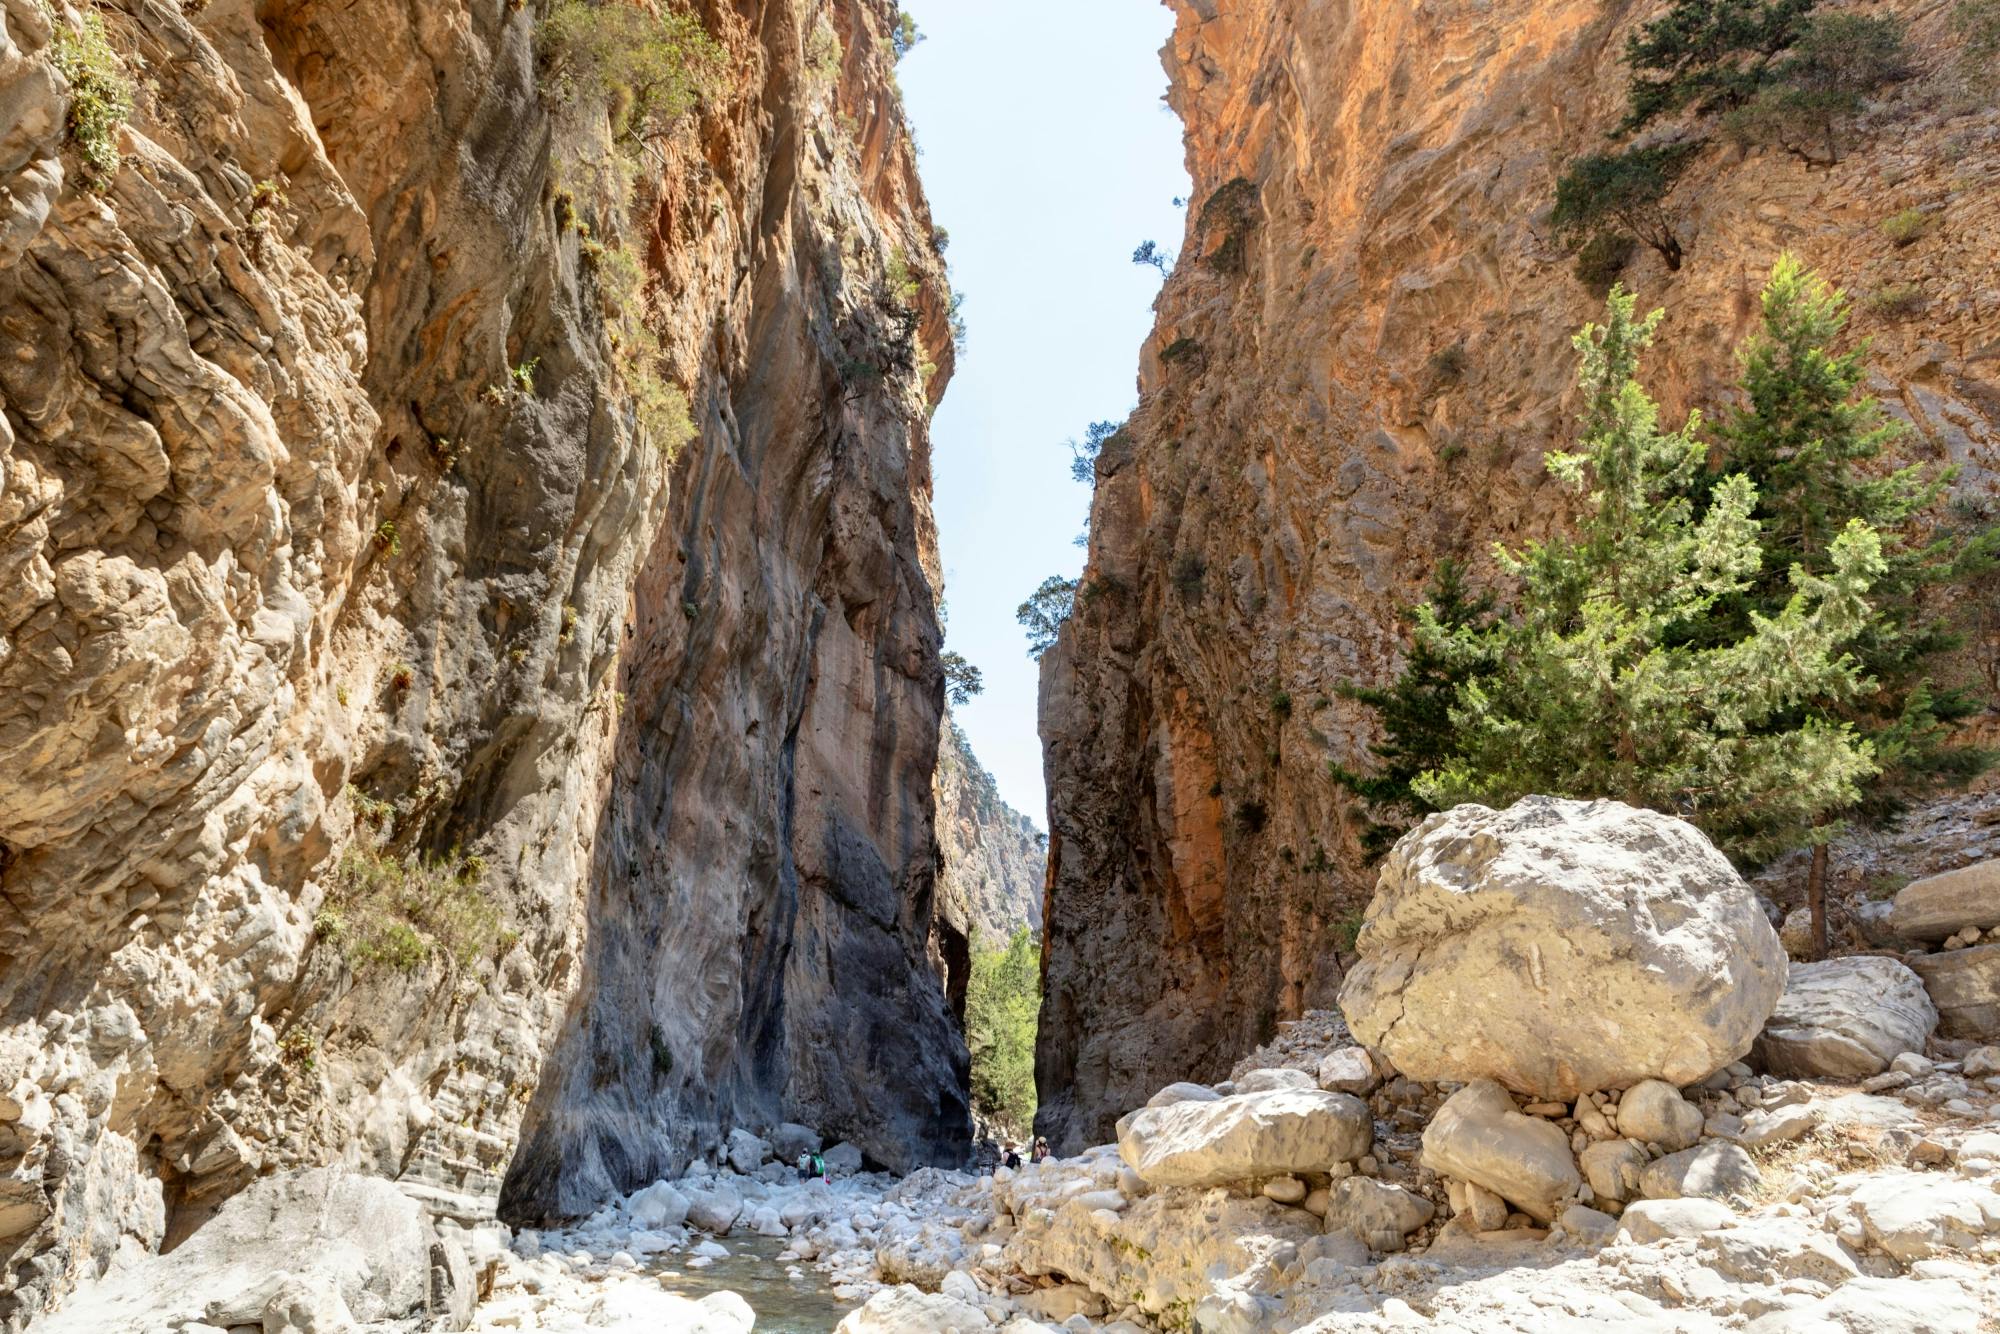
[1405,285,1889,864]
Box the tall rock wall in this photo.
[0,0,966,1321]
[1037,0,2000,1151]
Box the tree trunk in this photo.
[1807,841,1830,961]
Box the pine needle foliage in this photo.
[1709,256,1999,822]
[1368,283,1897,865]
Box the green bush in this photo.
[964,928,1039,1137]
[1721,14,1906,166]
[1865,281,1926,318]
[1621,0,1819,133]
[1573,232,1637,293]
[538,0,726,148]
[1880,207,1929,247]
[50,13,132,192]
[328,844,504,973]
[1957,0,2000,98]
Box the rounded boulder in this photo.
[1338,797,1787,1100]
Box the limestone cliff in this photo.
[0,0,966,1322]
[935,717,1046,950]
[1037,0,2000,1151]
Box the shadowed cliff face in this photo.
[0,0,965,1319]
[1036,0,2000,1152]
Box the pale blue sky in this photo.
[900,1,1189,824]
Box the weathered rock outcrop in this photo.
[935,717,1046,948]
[1036,0,2000,1150]
[0,0,971,1321]
[1338,798,1786,1100]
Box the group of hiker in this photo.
[791,1136,1052,1182]
[999,1137,1051,1170]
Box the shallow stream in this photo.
[648,1234,855,1332]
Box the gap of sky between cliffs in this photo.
[900,0,1190,824]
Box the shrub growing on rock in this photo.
[1619,0,1820,133]
[50,12,134,192]
[1721,13,1907,166]
[538,0,726,149]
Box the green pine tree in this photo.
[1408,286,1887,865]
[1713,256,1999,950]
[964,927,1041,1137]
[1330,560,1495,860]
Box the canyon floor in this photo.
[400,1020,2000,1333]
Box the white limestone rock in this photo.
[1616,1080,1704,1152]
[1755,956,1937,1078]
[1420,1080,1580,1222]
[1118,1088,1372,1188]
[1339,797,1787,1099]
[1892,860,2000,943]
[1639,1142,1761,1203]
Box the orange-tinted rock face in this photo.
[1036,0,2000,1151]
[0,0,968,1317]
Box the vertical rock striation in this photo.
[1037,0,2000,1151]
[0,0,966,1320]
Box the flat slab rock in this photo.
[1754,955,1937,1078]
[1420,1079,1580,1222]
[1117,1087,1372,1188]
[1339,796,1787,1100]
[1891,860,2000,943]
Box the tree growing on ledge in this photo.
[1620,0,1819,133]
[1017,576,1078,659]
[1551,142,1701,272]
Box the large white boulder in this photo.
[726,1128,772,1174]
[1754,955,1936,1078]
[1420,1080,1580,1222]
[1339,797,1787,1099]
[33,1168,471,1333]
[1891,860,2000,943]
[627,1180,690,1230]
[1117,1088,1372,1188]
[686,1184,744,1234]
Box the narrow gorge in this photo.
[4,0,2000,1331]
